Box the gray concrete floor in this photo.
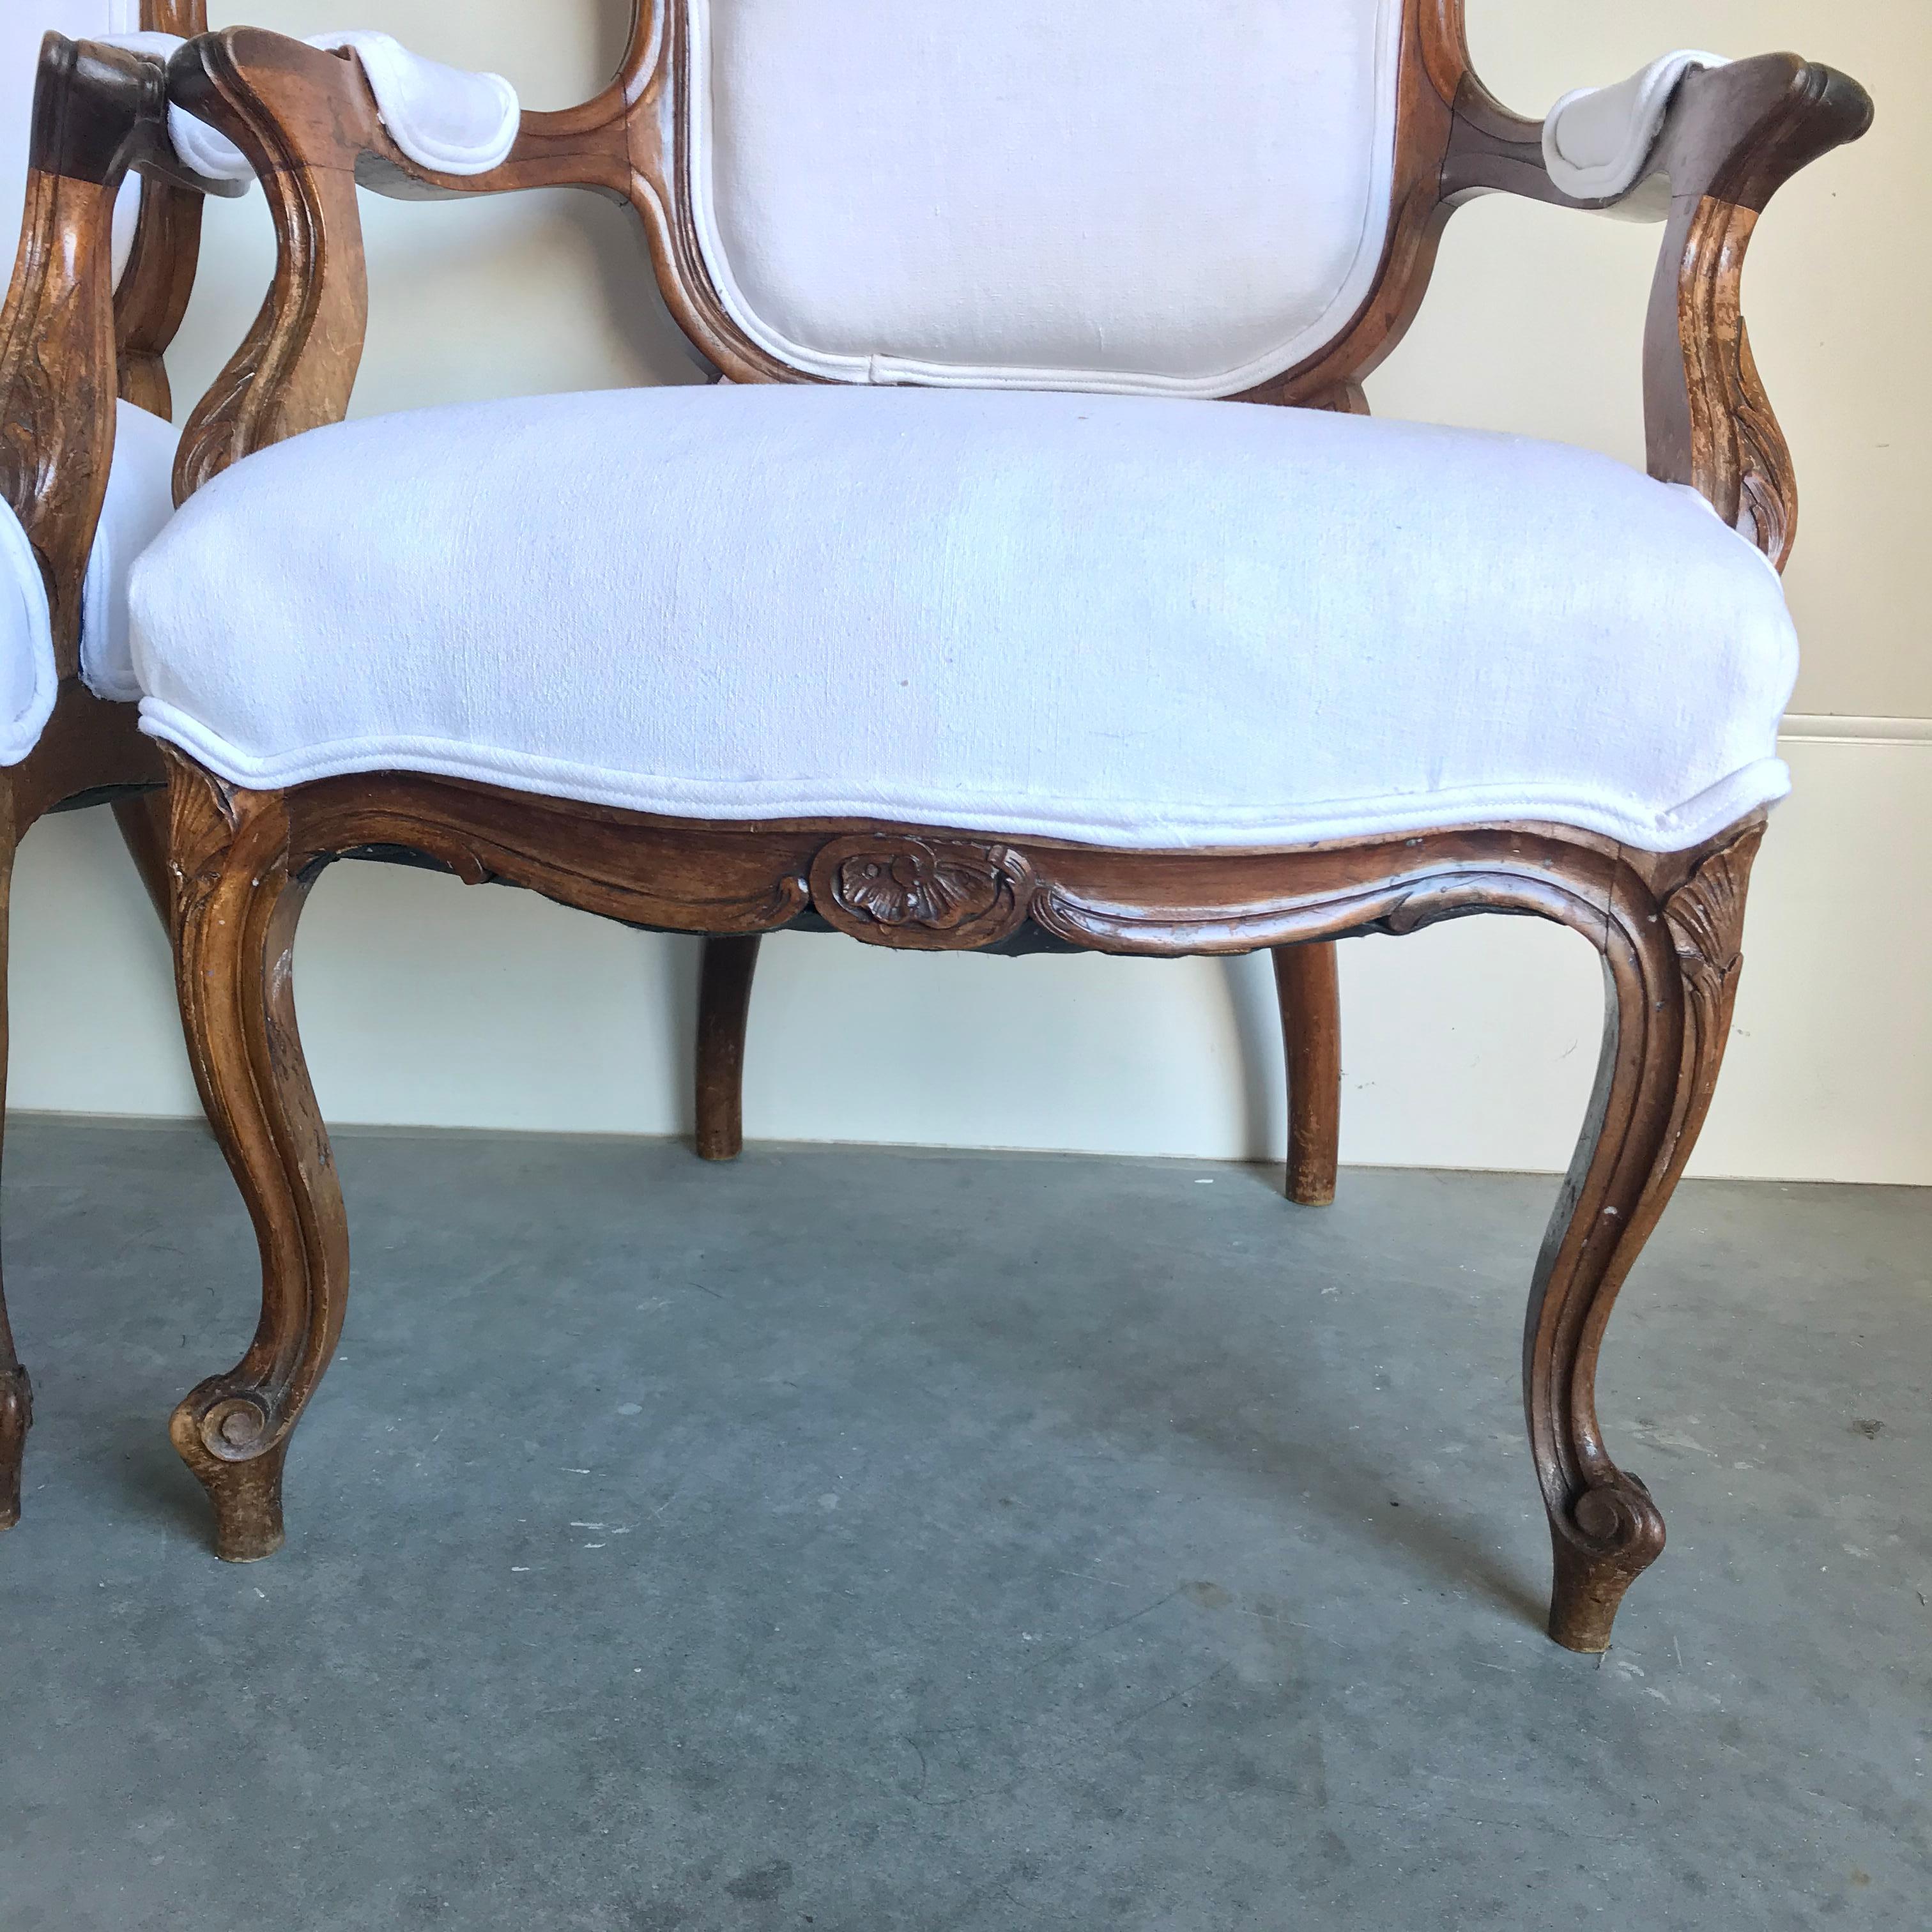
[0,1118,1926,1930]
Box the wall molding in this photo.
[1781,714,1932,746]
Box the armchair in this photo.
[0,1,239,1527]
[139,3,1867,1654]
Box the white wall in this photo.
[9,0,1928,1183]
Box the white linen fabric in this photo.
[132,385,1796,854]
[1544,50,1729,205]
[690,0,1404,397]
[0,401,179,763]
[0,495,55,767]
[101,28,520,184]
[80,399,180,703]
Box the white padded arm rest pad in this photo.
[103,27,519,182]
[1543,50,1729,204]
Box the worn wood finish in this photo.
[166,755,343,1561]
[3,38,169,667]
[1444,51,1871,568]
[0,10,211,1524]
[114,0,211,419]
[1273,944,1342,1208]
[695,934,760,1162]
[162,742,1756,1647]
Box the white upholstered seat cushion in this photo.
[130,385,1796,854]
[0,400,178,762]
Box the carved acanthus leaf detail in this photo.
[1662,825,1763,1009]
[1731,323,1796,571]
[162,746,250,938]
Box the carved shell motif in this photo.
[812,835,1034,949]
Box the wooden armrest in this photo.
[167,27,636,499]
[1445,54,1873,570]
[0,36,183,671]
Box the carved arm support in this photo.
[1444,53,1873,570]
[168,27,636,500]
[0,34,220,673]
[113,0,210,418]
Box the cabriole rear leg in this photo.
[695,933,760,1161]
[1271,940,1341,1205]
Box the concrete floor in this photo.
[0,1118,1925,1931]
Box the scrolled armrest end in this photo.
[1641,55,1873,570]
[1,34,181,668]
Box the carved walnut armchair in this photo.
[134,4,1865,1653]
[0,1,241,1528]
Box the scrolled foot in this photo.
[171,1384,288,1561]
[1545,1478,1666,1653]
[0,1363,31,1529]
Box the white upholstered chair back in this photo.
[687,0,1403,397]
[1,1,142,284]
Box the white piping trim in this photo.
[683,0,1406,397]
[137,698,1791,860]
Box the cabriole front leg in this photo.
[1528,827,1761,1650]
[164,749,346,1561]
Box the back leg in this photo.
[1272,941,1341,1206]
[112,787,172,923]
[695,934,761,1162]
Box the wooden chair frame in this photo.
[132,3,1865,1650]
[0,4,227,1527]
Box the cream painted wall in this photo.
[8,0,1928,1183]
